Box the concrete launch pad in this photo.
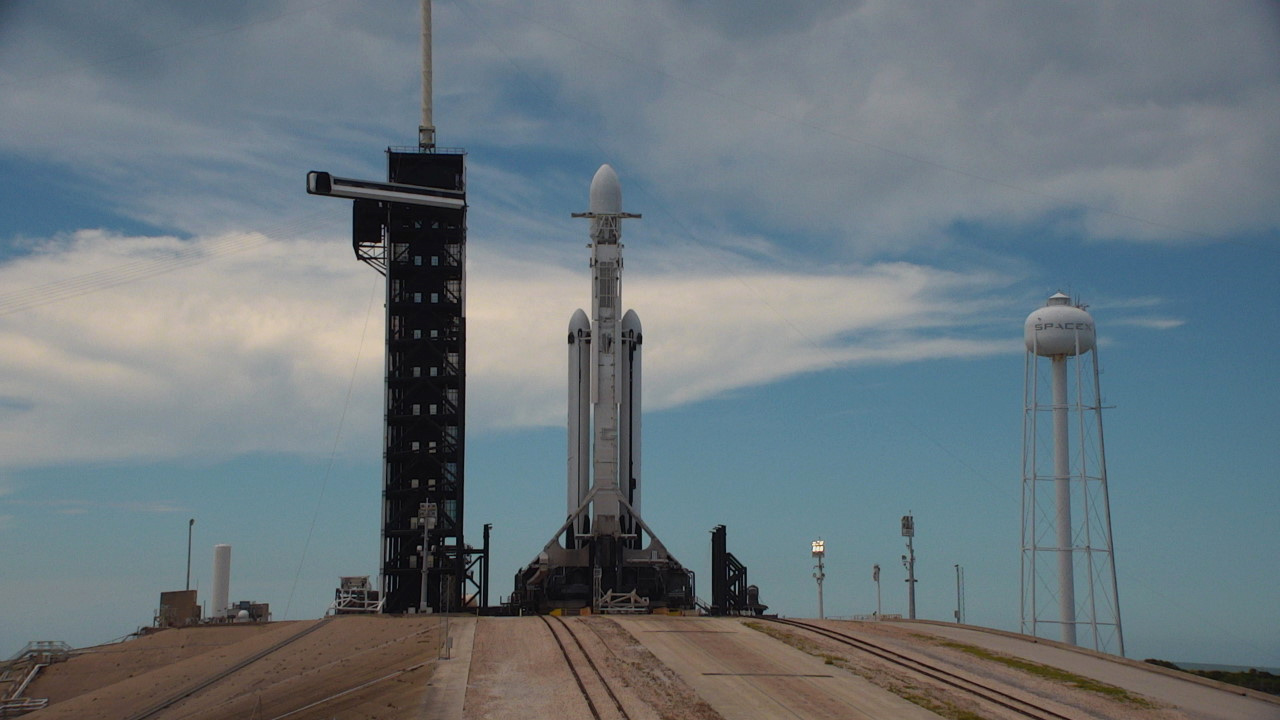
[17,615,1279,719]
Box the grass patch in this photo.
[744,621,848,668]
[743,621,821,654]
[744,622,991,720]
[940,641,1156,708]
[893,686,988,720]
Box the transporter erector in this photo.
[513,165,695,614]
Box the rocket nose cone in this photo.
[621,308,642,334]
[589,164,622,214]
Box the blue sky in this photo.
[1,0,1277,668]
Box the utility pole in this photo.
[954,564,965,623]
[873,564,881,619]
[811,539,826,619]
[901,514,916,620]
[185,518,195,591]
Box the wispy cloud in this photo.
[0,230,385,466]
[1112,317,1186,330]
[443,246,1015,428]
[1088,295,1185,330]
[3,1,1276,250]
[448,1,1280,247]
[0,230,1017,465]
[1093,296,1170,310]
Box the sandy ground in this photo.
[463,615,718,720]
[463,616,595,720]
[16,614,1279,719]
[572,615,723,720]
[25,615,454,719]
[615,615,943,720]
[24,623,286,704]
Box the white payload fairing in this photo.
[515,164,692,613]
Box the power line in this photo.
[283,272,381,620]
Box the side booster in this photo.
[514,165,694,614]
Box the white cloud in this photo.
[0,230,1014,466]
[446,1,1280,249]
[0,230,385,466]
[0,0,1257,467]
[1087,295,1185,331]
[1111,317,1186,330]
[0,2,418,235]
[6,1,1276,253]
[468,246,1013,429]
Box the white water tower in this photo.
[1021,293,1124,655]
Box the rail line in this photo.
[123,619,329,720]
[538,615,631,720]
[764,618,1078,720]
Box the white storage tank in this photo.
[212,544,231,619]
[1024,292,1096,357]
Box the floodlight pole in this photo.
[185,518,195,591]
[901,514,916,620]
[811,539,826,620]
[815,559,825,619]
[954,564,965,623]
[420,503,438,613]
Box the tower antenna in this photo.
[419,0,435,148]
[306,0,477,614]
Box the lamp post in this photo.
[901,514,916,620]
[873,564,881,619]
[185,518,195,591]
[811,539,826,620]
[419,502,438,613]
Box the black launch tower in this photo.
[304,0,485,615]
[352,147,468,614]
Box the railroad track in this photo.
[765,618,1079,720]
[538,615,632,720]
[123,619,330,720]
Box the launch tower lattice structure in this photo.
[1021,293,1124,655]
[306,0,485,615]
[360,147,467,615]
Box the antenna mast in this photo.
[419,0,435,148]
[307,0,473,614]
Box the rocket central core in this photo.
[514,165,694,614]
